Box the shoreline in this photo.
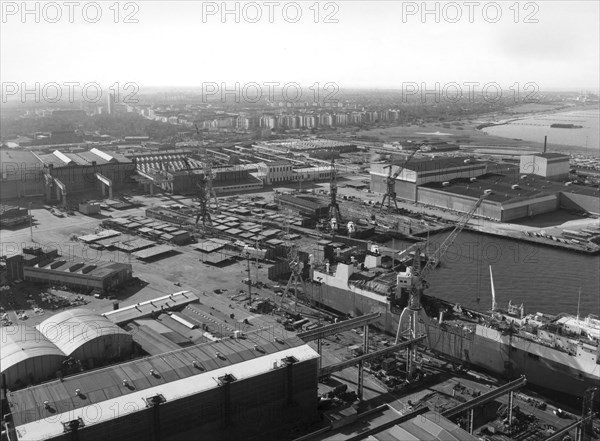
[473,104,600,153]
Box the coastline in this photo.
[474,104,600,153]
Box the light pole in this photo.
[246,252,252,304]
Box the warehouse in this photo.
[23,259,133,294]
[370,157,487,201]
[37,309,133,364]
[276,194,329,219]
[0,326,66,389]
[38,148,135,205]
[0,149,45,201]
[6,331,320,441]
[520,152,570,180]
[417,172,600,221]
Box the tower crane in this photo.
[182,156,212,234]
[279,243,306,312]
[195,124,219,209]
[327,157,343,232]
[394,192,489,377]
[381,149,419,211]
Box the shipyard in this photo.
[2,3,600,440]
[1,129,599,440]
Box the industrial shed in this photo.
[37,309,133,364]
[0,326,66,389]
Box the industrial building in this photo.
[37,309,133,365]
[5,246,133,292]
[255,138,357,154]
[135,152,262,195]
[256,161,334,185]
[0,150,45,200]
[370,157,487,201]
[4,246,60,280]
[519,152,570,180]
[276,194,329,220]
[0,326,66,389]
[418,172,600,221]
[38,148,135,206]
[4,330,320,441]
[370,155,599,221]
[23,259,133,293]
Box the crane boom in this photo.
[394,192,489,373]
[381,149,419,210]
[415,194,488,286]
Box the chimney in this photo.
[543,136,547,154]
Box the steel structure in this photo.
[380,149,419,210]
[280,243,305,312]
[297,312,381,341]
[395,194,489,379]
[182,156,212,233]
[442,375,526,418]
[327,157,342,231]
[319,335,427,378]
[195,124,219,209]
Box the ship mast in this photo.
[577,287,582,322]
[489,266,497,312]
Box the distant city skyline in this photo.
[1,1,598,91]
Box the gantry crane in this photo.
[182,156,212,233]
[327,157,343,231]
[381,149,419,211]
[394,193,489,377]
[279,243,306,312]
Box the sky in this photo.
[1,1,599,92]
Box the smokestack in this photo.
[543,136,547,154]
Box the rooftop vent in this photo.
[281,356,298,365]
[217,373,236,386]
[144,394,166,407]
[63,417,85,433]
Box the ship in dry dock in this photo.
[309,246,600,398]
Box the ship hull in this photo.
[308,283,600,398]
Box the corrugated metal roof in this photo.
[0,326,65,372]
[36,309,130,357]
[9,331,317,440]
[315,408,478,441]
[102,291,198,325]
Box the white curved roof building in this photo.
[0,326,66,388]
[37,309,133,363]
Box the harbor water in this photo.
[482,107,600,153]
[385,230,600,318]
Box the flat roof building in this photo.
[0,149,45,200]
[5,331,320,441]
[370,157,487,202]
[520,152,570,180]
[23,259,133,294]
